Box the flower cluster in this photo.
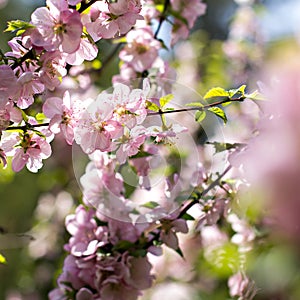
[0,1,266,300]
[0,0,206,173]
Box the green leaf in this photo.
[146,100,160,112]
[204,87,229,100]
[35,113,46,122]
[113,36,127,44]
[169,9,188,26]
[185,102,204,107]
[195,110,206,123]
[0,253,6,264]
[228,84,246,97]
[208,107,227,124]
[155,4,164,13]
[131,249,147,257]
[159,94,174,108]
[206,141,247,153]
[141,201,160,209]
[246,90,267,101]
[181,213,195,221]
[113,240,135,252]
[5,20,35,36]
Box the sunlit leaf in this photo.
[195,110,206,123]
[208,107,227,123]
[204,87,229,100]
[186,102,204,107]
[159,94,174,108]
[5,20,35,36]
[146,100,160,112]
[0,253,6,264]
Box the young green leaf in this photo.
[159,94,174,108]
[206,141,247,153]
[141,201,160,209]
[246,90,267,101]
[181,212,195,221]
[195,110,206,123]
[185,102,204,107]
[204,87,229,101]
[5,20,35,36]
[146,100,160,112]
[208,107,227,124]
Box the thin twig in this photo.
[154,0,170,39]
[148,97,244,116]
[178,164,232,218]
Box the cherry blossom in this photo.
[85,0,143,40]
[0,65,19,109]
[75,100,123,154]
[119,26,161,73]
[43,91,78,144]
[30,0,83,53]
[1,130,52,172]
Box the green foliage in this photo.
[207,107,227,123]
[159,94,174,107]
[0,253,6,264]
[5,20,35,36]
[204,87,229,101]
[146,100,160,112]
[140,201,160,209]
[195,110,206,123]
[207,141,246,153]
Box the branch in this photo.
[5,123,50,131]
[154,0,170,39]
[147,97,245,116]
[11,49,35,70]
[178,164,232,218]
[78,0,99,14]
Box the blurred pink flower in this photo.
[86,0,143,40]
[119,27,160,73]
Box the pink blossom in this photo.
[119,27,161,73]
[76,288,94,300]
[68,0,81,5]
[170,0,206,45]
[65,37,98,66]
[14,72,45,109]
[85,0,143,40]
[0,65,19,109]
[116,126,147,164]
[228,272,256,299]
[80,160,125,204]
[1,131,52,172]
[147,123,187,143]
[160,218,188,250]
[30,1,83,53]
[39,50,67,90]
[43,91,77,144]
[75,100,123,154]
[170,0,206,29]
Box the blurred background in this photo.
[0,0,300,299]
